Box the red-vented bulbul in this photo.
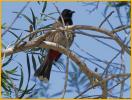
[34,9,75,81]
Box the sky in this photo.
[2,2,130,98]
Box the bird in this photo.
[34,9,75,81]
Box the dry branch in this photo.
[2,25,130,98]
[2,25,130,56]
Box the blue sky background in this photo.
[2,2,130,98]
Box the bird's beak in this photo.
[71,11,75,14]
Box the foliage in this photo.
[2,1,130,98]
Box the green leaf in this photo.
[15,32,23,43]
[38,55,42,64]
[50,90,72,97]
[5,66,18,74]
[25,84,36,93]
[13,12,33,25]
[19,54,31,98]
[50,91,63,97]
[4,78,13,88]
[2,23,7,29]
[2,42,7,49]
[9,73,20,76]
[32,54,37,71]
[71,61,78,72]
[2,71,17,95]
[26,54,31,79]
[41,2,47,17]
[8,30,20,40]
[2,80,10,91]
[2,55,13,67]
[18,68,24,91]
[30,8,36,30]
[38,23,52,30]
[10,77,19,80]
[10,27,26,31]
[127,9,130,19]
[78,75,87,85]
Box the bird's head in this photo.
[61,9,75,18]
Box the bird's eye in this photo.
[68,11,72,14]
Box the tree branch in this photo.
[3,25,130,56]
[2,24,130,98]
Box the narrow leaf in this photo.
[5,66,18,74]
[18,68,24,91]
[30,8,36,30]
[41,2,47,17]
[19,54,31,98]
[2,55,13,67]
[32,54,37,71]
[13,12,33,25]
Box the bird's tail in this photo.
[34,57,52,82]
[34,50,61,82]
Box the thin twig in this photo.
[99,11,114,28]
[114,3,129,35]
[86,2,99,13]
[101,50,121,78]
[62,57,69,98]
[74,73,130,98]
[108,74,130,92]
[2,2,30,36]
[120,49,125,98]
[53,3,65,27]
[111,25,130,33]
[76,30,112,39]
[40,13,58,22]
